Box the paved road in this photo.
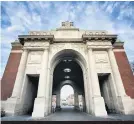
[1,106,134,121]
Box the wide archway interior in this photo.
[52,57,86,112]
[53,59,84,90]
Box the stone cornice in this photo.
[23,41,50,50]
[18,35,54,45]
[86,41,113,49]
[23,47,48,50]
[11,42,22,47]
[18,34,118,46]
[82,34,117,44]
[113,42,124,47]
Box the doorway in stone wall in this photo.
[98,73,117,114]
[22,75,39,115]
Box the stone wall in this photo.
[1,41,134,101]
[1,43,22,100]
[114,43,134,98]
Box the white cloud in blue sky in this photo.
[1,1,134,77]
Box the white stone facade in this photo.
[4,21,134,117]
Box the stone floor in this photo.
[1,106,134,121]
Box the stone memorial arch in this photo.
[1,21,134,117]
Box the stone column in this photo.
[5,49,29,115]
[48,73,53,114]
[83,69,91,113]
[87,47,107,116]
[74,91,79,109]
[108,48,132,114]
[12,49,28,97]
[74,91,76,109]
[32,46,50,117]
[76,93,79,109]
[56,91,61,110]
[82,95,86,112]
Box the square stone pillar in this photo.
[82,95,86,112]
[108,48,133,114]
[5,49,29,115]
[56,91,61,110]
[48,73,53,114]
[74,91,79,110]
[87,47,107,116]
[32,47,50,117]
[83,69,91,113]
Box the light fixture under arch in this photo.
[64,68,71,73]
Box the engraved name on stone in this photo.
[50,43,86,56]
[28,52,42,64]
[84,31,106,35]
[95,53,108,63]
[29,31,52,35]
[96,64,111,73]
[25,42,49,47]
[87,42,111,46]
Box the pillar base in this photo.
[32,97,48,117]
[117,96,134,114]
[93,96,107,116]
[56,106,61,111]
[48,97,52,114]
[5,97,24,116]
[74,106,79,110]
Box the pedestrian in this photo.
[53,103,56,113]
[52,102,56,113]
[79,104,83,112]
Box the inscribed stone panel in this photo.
[94,51,111,73]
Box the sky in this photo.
[61,85,74,99]
[1,1,134,78]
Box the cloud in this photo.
[1,1,134,77]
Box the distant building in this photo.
[66,94,74,105]
[61,99,67,106]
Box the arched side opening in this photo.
[49,49,87,113]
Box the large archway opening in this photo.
[50,49,87,113]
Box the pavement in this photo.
[1,106,134,121]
